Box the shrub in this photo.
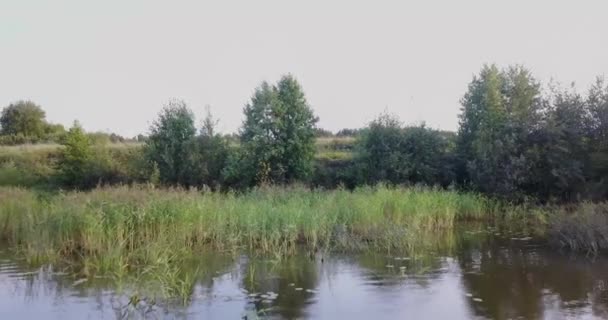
[548,202,608,254]
[143,100,198,186]
[354,113,454,187]
[57,122,93,188]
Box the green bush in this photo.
[354,113,454,187]
[57,122,94,188]
[0,161,39,187]
[143,100,198,186]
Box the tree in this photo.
[336,128,362,137]
[588,77,608,152]
[355,113,406,184]
[526,85,590,200]
[355,113,454,186]
[228,75,317,186]
[144,100,198,186]
[44,123,67,142]
[400,125,454,185]
[276,75,318,182]
[587,78,608,198]
[196,106,229,189]
[57,121,92,188]
[314,128,334,137]
[0,101,47,138]
[456,65,542,199]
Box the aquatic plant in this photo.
[0,185,500,271]
[548,202,608,255]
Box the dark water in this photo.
[2,237,608,319]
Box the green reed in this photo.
[0,185,499,272]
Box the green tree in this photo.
[587,77,608,198]
[456,65,542,199]
[227,75,317,186]
[355,113,454,186]
[527,85,590,200]
[355,113,406,184]
[401,125,454,185]
[195,106,229,189]
[588,77,608,152]
[0,100,47,138]
[276,75,318,182]
[144,100,198,186]
[44,123,67,142]
[57,121,92,188]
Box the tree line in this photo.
[2,66,607,202]
[0,101,142,145]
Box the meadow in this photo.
[0,138,357,189]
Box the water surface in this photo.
[1,236,608,319]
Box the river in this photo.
[1,233,607,319]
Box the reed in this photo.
[0,185,499,272]
[547,202,608,255]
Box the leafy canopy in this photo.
[227,75,317,186]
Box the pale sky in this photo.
[1,1,607,137]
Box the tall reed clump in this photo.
[0,185,498,272]
[547,202,608,255]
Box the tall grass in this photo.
[0,185,497,272]
[547,202,608,255]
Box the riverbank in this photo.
[0,185,605,275]
[0,185,498,268]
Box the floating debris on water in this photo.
[263,292,278,300]
[73,278,88,286]
[511,237,532,241]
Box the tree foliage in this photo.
[456,65,608,201]
[456,65,542,199]
[1,100,48,138]
[355,113,454,186]
[144,100,198,186]
[57,121,93,188]
[196,106,229,190]
[143,101,230,189]
[226,75,317,187]
[3,66,607,202]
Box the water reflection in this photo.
[240,254,320,319]
[458,241,608,320]
[2,235,608,319]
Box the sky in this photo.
[1,0,607,137]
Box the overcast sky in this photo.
[1,1,607,137]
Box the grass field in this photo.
[0,139,357,188]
